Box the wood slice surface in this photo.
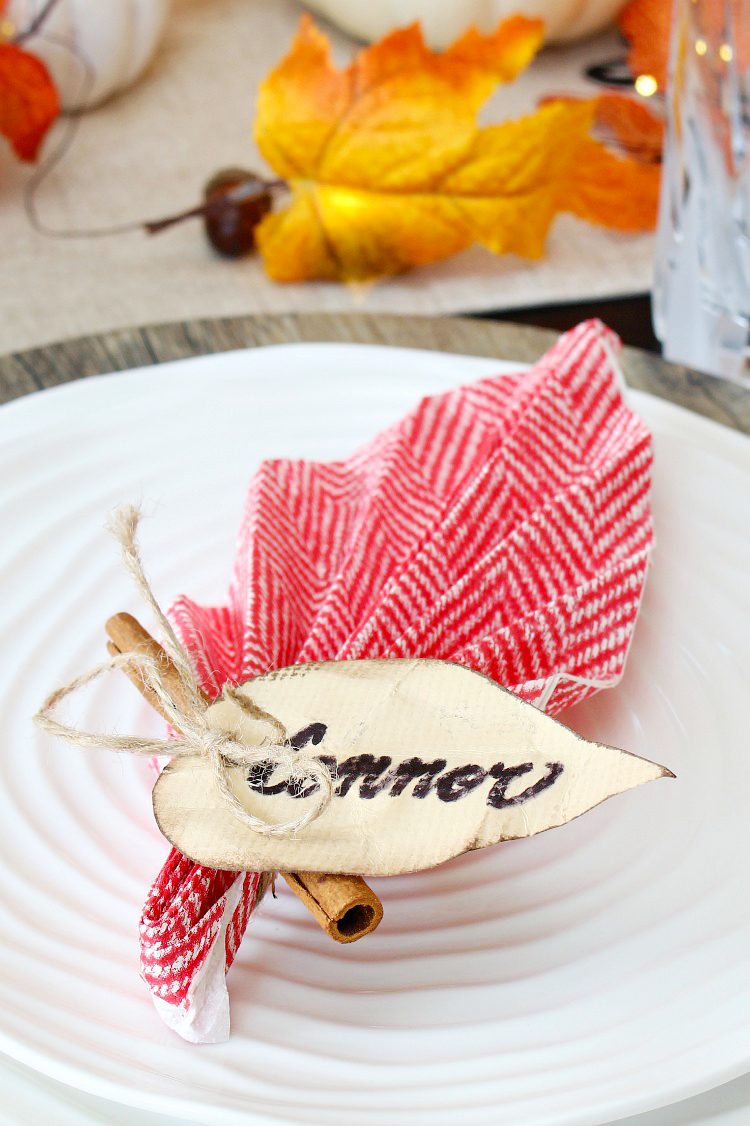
[0,313,748,435]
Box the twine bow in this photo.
[33,505,334,838]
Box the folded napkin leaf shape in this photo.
[142,319,654,1041]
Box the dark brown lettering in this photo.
[248,724,329,797]
[288,723,327,749]
[250,751,564,808]
[435,765,488,802]
[486,761,563,808]
[246,761,288,795]
[360,756,448,799]
[286,753,337,799]
[335,754,392,797]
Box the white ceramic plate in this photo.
[1,343,749,1126]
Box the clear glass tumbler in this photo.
[652,0,750,381]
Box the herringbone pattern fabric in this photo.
[140,321,654,1030]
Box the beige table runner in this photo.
[0,0,653,354]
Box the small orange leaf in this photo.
[618,0,671,93]
[0,42,59,161]
[541,92,664,163]
[593,93,663,163]
[255,17,660,284]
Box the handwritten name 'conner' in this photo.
[248,750,563,809]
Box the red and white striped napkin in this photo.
[140,319,654,1041]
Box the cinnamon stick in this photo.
[105,613,383,944]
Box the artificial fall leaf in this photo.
[618,0,671,93]
[593,93,663,163]
[254,16,661,283]
[541,92,664,164]
[0,40,59,161]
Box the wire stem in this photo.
[14,0,62,43]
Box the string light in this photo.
[719,43,734,62]
[635,74,658,97]
[695,37,708,55]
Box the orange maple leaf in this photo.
[254,16,661,283]
[618,0,671,93]
[592,94,663,163]
[0,35,59,162]
[541,92,664,163]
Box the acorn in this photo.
[144,168,277,257]
[202,168,273,257]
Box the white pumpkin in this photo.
[303,0,627,46]
[7,0,171,110]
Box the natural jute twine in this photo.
[34,505,334,838]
